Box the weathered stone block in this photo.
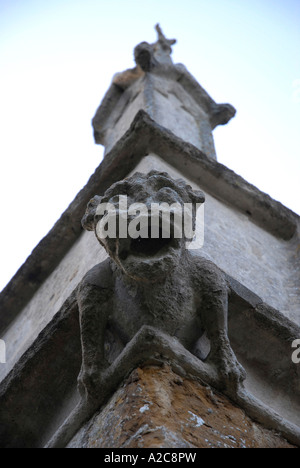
[68,365,296,448]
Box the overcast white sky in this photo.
[0,0,299,292]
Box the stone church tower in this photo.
[0,25,299,449]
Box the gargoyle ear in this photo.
[192,190,205,204]
[81,195,102,231]
[187,187,205,205]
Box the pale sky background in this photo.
[0,0,299,292]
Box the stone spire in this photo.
[0,25,299,450]
[92,24,236,159]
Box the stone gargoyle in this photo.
[47,170,247,447]
[77,170,245,400]
[48,171,300,448]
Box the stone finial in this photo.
[134,23,176,71]
[154,23,176,59]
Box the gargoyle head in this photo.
[82,171,205,282]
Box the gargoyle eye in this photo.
[158,187,176,194]
[156,187,180,202]
[109,195,121,205]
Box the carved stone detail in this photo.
[46,171,300,448]
[134,23,176,71]
[46,171,249,447]
[79,171,245,397]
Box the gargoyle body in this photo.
[77,171,245,400]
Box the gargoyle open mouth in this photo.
[118,225,179,262]
[130,233,176,258]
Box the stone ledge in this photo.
[47,324,300,448]
[68,365,296,449]
[0,293,81,448]
[0,110,298,335]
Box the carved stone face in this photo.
[82,171,205,283]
